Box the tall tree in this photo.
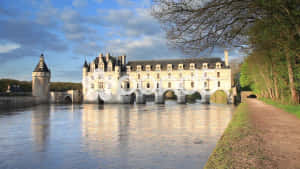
[152,0,300,103]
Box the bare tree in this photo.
[152,0,261,54]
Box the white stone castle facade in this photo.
[82,51,232,104]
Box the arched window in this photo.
[191,81,194,88]
[127,82,130,89]
[168,82,172,88]
[147,83,150,88]
[217,72,220,78]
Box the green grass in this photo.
[204,103,252,169]
[260,98,300,119]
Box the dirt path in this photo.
[247,99,300,169]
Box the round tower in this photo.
[32,54,51,102]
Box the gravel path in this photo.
[247,99,300,169]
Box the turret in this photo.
[106,53,110,62]
[32,54,51,102]
[83,59,88,77]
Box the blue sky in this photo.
[0,0,241,82]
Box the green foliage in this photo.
[50,82,82,92]
[239,61,252,91]
[164,90,177,100]
[0,79,31,92]
[0,79,82,92]
[210,90,227,104]
[186,92,201,103]
[239,0,300,104]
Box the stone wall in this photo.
[0,96,40,109]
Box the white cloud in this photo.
[72,0,87,7]
[0,42,21,54]
[116,0,135,7]
[104,35,184,60]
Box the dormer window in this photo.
[156,64,161,71]
[203,63,208,69]
[190,63,195,70]
[137,65,142,71]
[178,64,184,70]
[167,64,172,71]
[99,63,104,70]
[115,66,120,73]
[146,65,151,71]
[126,66,131,72]
[216,62,221,69]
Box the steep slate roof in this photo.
[33,54,50,72]
[127,57,226,71]
[86,54,126,72]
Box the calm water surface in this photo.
[0,101,233,169]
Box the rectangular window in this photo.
[218,81,221,87]
[217,72,220,78]
[99,82,104,89]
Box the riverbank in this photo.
[205,99,300,169]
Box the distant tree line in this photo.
[152,0,300,104]
[0,79,82,93]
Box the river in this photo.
[0,101,233,169]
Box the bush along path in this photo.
[205,99,300,169]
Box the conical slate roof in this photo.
[33,54,50,72]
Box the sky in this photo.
[0,0,241,82]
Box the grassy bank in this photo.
[260,98,300,119]
[204,103,269,169]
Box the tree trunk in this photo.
[285,52,298,104]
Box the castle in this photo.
[82,51,232,104]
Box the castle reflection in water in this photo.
[23,102,233,169]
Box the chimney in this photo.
[106,53,110,62]
[121,55,126,65]
[224,50,229,67]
